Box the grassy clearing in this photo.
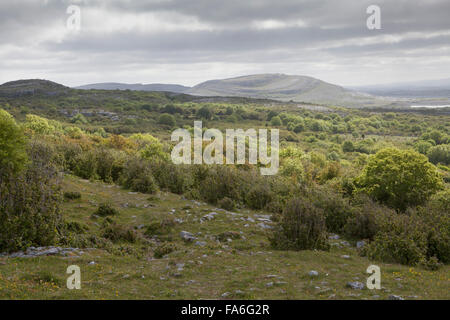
[0,175,448,300]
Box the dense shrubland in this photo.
[0,103,449,267]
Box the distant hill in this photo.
[187,74,383,107]
[0,79,70,97]
[75,82,190,93]
[74,74,386,107]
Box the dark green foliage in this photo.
[64,191,81,200]
[344,196,391,240]
[310,188,352,234]
[150,160,192,194]
[120,158,158,194]
[0,140,62,252]
[218,197,236,211]
[342,140,355,152]
[363,204,449,266]
[145,217,176,237]
[270,198,330,251]
[101,222,137,243]
[153,243,176,258]
[94,203,119,217]
[158,113,176,126]
[246,183,274,210]
[427,144,450,165]
[196,106,212,120]
[64,221,89,234]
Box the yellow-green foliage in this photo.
[356,147,443,211]
[0,109,28,173]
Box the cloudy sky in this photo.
[1,0,449,87]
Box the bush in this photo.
[270,116,282,126]
[344,196,391,240]
[427,144,450,165]
[0,142,62,252]
[151,160,191,194]
[73,150,98,180]
[145,217,176,237]
[101,222,137,243]
[356,148,443,211]
[120,158,158,194]
[64,221,89,234]
[196,106,212,120]
[94,203,119,217]
[310,188,352,234]
[64,191,81,200]
[195,165,245,204]
[270,198,330,251]
[246,183,274,210]
[158,113,176,126]
[0,109,28,174]
[154,243,176,258]
[218,197,236,211]
[342,141,354,152]
[364,206,449,266]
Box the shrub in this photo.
[151,160,191,194]
[0,109,28,174]
[158,113,176,126]
[120,158,158,194]
[195,165,245,204]
[318,162,341,183]
[101,222,137,243]
[355,148,443,211]
[270,116,282,126]
[364,206,449,266]
[270,198,330,251]
[64,221,89,234]
[94,203,119,217]
[0,142,62,252]
[246,183,274,210]
[64,191,81,200]
[73,150,98,180]
[145,217,176,237]
[309,188,352,234]
[153,243,176,258]
[196,106,212,120]
[427,144,450,165]
[342,141,355,153]
[344,196,391,240]
[57,141,82,172]
[218,197,236,211]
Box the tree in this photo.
[356,148,443,211]
[0,109,28,174]
[342,140,355,152]
[196,106,212,120]
[427,144,450,165]
[270,116,282,126]
[158,113,176,127]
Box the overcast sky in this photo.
[1,0,449,87]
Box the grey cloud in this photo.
[0,0,449,86]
